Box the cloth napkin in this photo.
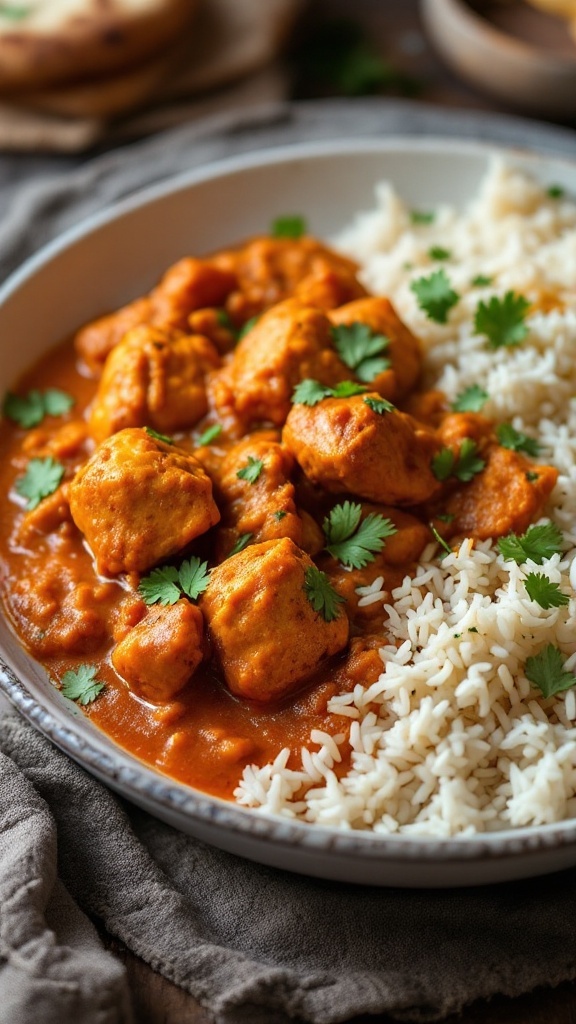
[1,99,576,1024]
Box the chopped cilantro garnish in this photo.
[228,533,253,557]
[432,439,485,483]
[15,457,65,510]
[236,456,264,484]
[451,385,489,412]
[472,274,493,287]
[524,572,569,609]
[526,471,540,483]
[436,512,455,523]
[215,309,239,338]
[428,246,451,261]
[410,269,459,324]
[303,564,346,622]
[144,426,173,445]
[497,522,563,565]
[410,210,435,225]
[323,500,397,569]
[291,379,366,405]
[547,184,565,199]
[3,387,74,428]
[429,522,452,556]
[525,643,576,698]
[61,665,105,706]
[331,322,391,382]
[139,557,210,606]
[363,396,395,415]
[271,215,307,239]
[496,423,540,457]
[474,291,530,349]
[273,510,287,521]
[238,315,259,340]
[197,423,223,446]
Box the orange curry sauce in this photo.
[0,235,558,799]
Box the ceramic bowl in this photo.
[421,0,576,118]
[2,138,576,887]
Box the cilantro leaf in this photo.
[547,184,565,199]
[451,385,489,412]
[228,533,253,557]
[271,215,307,239]
[274,510,287,521]
[431,447,455,482]
[236,456,264,484]
[496,422,540,457]
[139,557,210,605]
[331,322,391,382]
[364,396,395,415]
[432,440,485,483]
[3,387,74,428]
[61,665,105,706]
[15,457,65,510]
[453,439,485,482]
[197,423,223,446]
[178,557,210,600]
[292,379,332,406]
[474,291,530,349]
[331,381,367,398]
[323,500,397,569]
[238,315,259,340]
[43,389,75,417]
[303,564,346,621]
[410,269,459,324]
[472,274,493,287]
[524,572,569,609]
[525,644,576,698]
[291,379,366,405]
[215,309,239,337]
[410,210,435,225]
[428,246,451,261]
[497,522,563,565]
[138,565,181,606]
[526,470,540,483]
[144,426,173,445]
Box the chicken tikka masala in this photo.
[0,224,558,799]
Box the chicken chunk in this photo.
[283,392,441,505]
[74,258,235,373]
[201,537,349,702]
[209,299,350,428]
[329,297,422,401]
[112,600,204,702]
[211,435,302,559]
[213,235,364,323]
[69,427,220,575]
[443,446,558,539]
[89,325,220,442]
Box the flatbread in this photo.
[0,0,198,91]
[9,0,302,120]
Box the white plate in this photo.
[2,137,576,888]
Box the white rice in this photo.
[234,157,576,835]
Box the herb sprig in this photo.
[236,456,264,484]
[61,665,105,705]
[451,385,488,413]
[431,439,485,483]
[331,322,391,382]
[525,644,576,698]
[474,291,530,349]
[303,565,345,622]
[292,379,367,406]
[323,500,397,569]
[271,215,307,239]
[497,522,563,565]
[3,388,74,429]
[410,269,459,324]
[524,573,569,609]
[496,423,540,457]
[139,557,210,606]
[15,457,65,509]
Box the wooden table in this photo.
[100,2,576,1021]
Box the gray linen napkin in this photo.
[1,100,576,1024]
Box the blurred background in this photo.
[0,0,575,154]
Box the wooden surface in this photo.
[100,2,576,1022]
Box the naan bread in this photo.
[0,0,198,91]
